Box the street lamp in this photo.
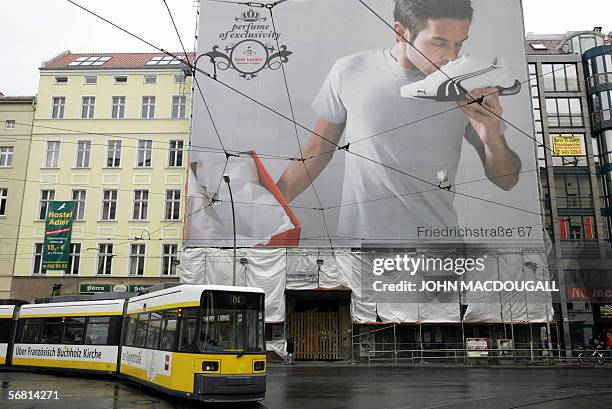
[223,174,237,286]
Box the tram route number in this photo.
[8,390,59,400]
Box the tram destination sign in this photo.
[42,201,75,272]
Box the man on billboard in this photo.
[275,0,522,242]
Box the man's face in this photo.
[401,18,471,75]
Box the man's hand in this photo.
[458,87,503,145]
[458,87,521,191]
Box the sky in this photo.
[0,0,610,96]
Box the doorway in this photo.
[286,290,351,360]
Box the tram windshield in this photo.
[199,291,265,354]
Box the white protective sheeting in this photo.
[245,248,287,322]
[266,339,287,358]
[182,248,552,324]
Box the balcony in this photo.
[587,72,612,91]
[591,108,612,131]
[556,196,595,209]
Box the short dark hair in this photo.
[394,0,474,40]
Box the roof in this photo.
[41,51,196,70]
[525,39,565,55]
[0,96,35,103]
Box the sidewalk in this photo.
[268,360,611,369]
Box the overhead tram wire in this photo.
[65,0,546,219]
[354,0,603,178]
[268,7,336,253]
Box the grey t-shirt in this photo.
[312,49,479,242]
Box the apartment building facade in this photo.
[11,52,193,301]
[0,95,35,298]
[526,29,612,348]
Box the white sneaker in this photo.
[400,55,521,101]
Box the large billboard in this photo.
[187,0,542,249]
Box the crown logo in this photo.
[241,9,260,22]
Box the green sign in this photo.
[79,283,154,293]
[80,284,113,293]
[129,284,154,293]
[43,201,75,271]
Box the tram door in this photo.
[286,290,350,361]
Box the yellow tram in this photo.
[3,284,267,403]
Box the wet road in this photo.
[1,366,612,409]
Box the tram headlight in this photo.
[202,361,219,372]
[253,361,265,372]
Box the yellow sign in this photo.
[552,135,584,156]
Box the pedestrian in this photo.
[286,335,295,365]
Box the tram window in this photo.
[124,315,138,347]
[63,317,86,345]
[0,319,11,343]
[20,319,42,343]
[135,313,149,348]
[146,312,162,349]
[178,308,197,352]
[85,316,110,345]
[41,318,64,344]
[160,310,177,351]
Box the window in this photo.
[171,95,186,118]
[4,120,15,129]
[84,75,97,84]
[129,244,146,276]
[101,189,118,221]
[75,140,91,168]
[125,315,138,346]
[97,243,113,275]
[0,319,10,343]
[55,76,68,84]
[66,243,81,275]
[178,308,197,352]
[530,43,548,50]
[0,188,6,216]
[542,63,579,92]
[19,319,43,343]
[38,190,55,220]
[168,140,183,167]
[146,55,181,65]
[72,189,86,220]
[63,317,85,344]
[135,313,149,348]
[0,146,13,167]
[146,312,162,349]
[44,141,61,167]
[132,190,149,220]
[174,73,186,83]
[141,96,156,119]
[69,56,112,66]
[106,140,122,167]
[81,96,95,119]
[51,97,66,119]
[144,75,157,84]
[162,244,178,276]
[165,190,181,220]
[111,97,126,119]
[136,140,152,167]
[32,243,45,275]
[546,98,583,127]
[41,318,63,344]
[114,76,128,84]
[85,317,110,344]
[560,216,597,240]
[160,310,178,350]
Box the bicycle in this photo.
[577,348,605,366]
